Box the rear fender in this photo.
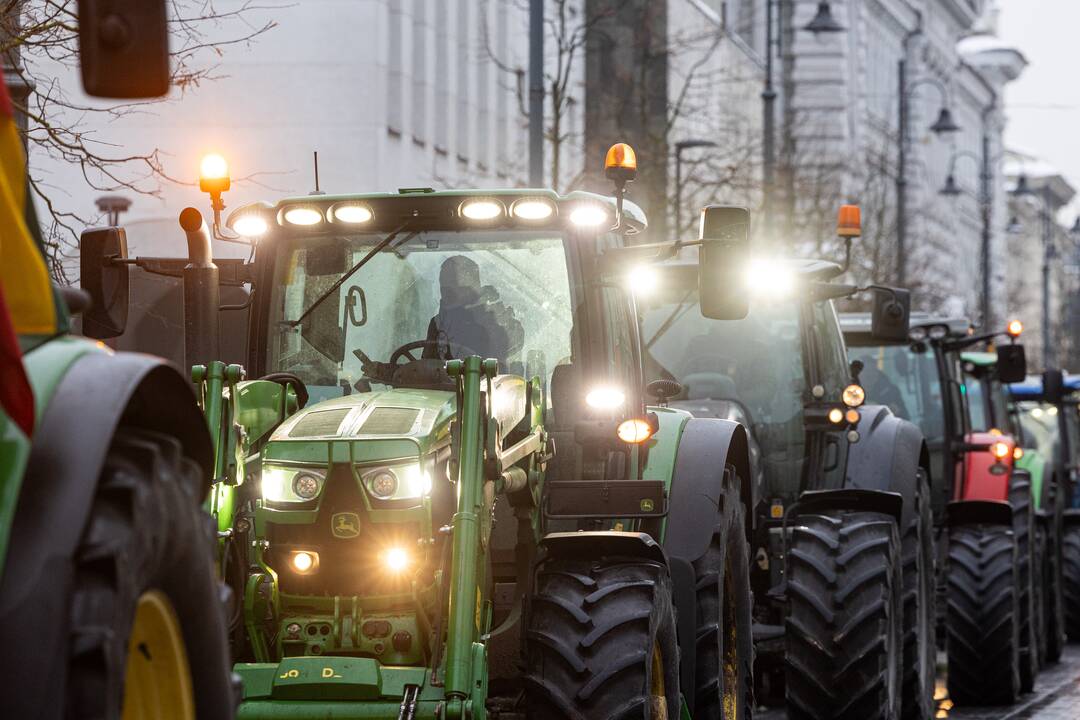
[1063,509,1080,527]
[795,488,903,525]
[0,350,211,704]
[946,500,1012,527]
[662,418,752,561]
[845,404,927,528]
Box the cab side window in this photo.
[601,286,643,405]
[810,301,851,396]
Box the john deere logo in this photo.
[331,512,360,538]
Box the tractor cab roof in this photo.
[225,188,647,238]
[839,312,972,346]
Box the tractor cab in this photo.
[642,206,937,717]
[841,315,1027,514]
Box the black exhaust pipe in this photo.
[179,207,220,372]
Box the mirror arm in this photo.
[206,191,253,246]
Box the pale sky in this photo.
[998,0,1080,220]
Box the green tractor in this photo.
[641,206,930,719]
[81,146,758,718]
[842,315,1042,706]
[0,2,235,718]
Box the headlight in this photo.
[842,384,866,408]
[460,199,504,221]
[361,463,432,501]
[262,465,327,503]
[230,214,268,238]
[585,386,625,411]
[569,204,608,227]
[331,203,374,224]
[282,206,324,226]
[511,198,555,221]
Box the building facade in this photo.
[716,0,1024,325]
[1003,153,1077,371]
[25,0,535,266]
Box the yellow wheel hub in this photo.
[121,590,195,720]
[650,641,668,720]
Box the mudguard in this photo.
[845,404,929,530]
[946,499,1013,527]
[796,488,903,525]
[662,418,752,561]
[1064,508,1080,527]
[540,530,668,565]
[0,350,211,712]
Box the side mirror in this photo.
[78,0,170,98]
[698,205,750,320]
[996,345,1027,384]
[80,227,129,339]
[870,287,910,341]
[1044,368,1064,403]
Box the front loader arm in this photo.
[442,356,496,717]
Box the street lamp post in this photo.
[674,139,717,237]
[897,70,960,285]
[761,0,843,239]
[939,128,997,329]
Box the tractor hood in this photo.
[263,376,528,466]
[272,387,457,442]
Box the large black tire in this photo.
[1010,474,1039,692]
[1063,524,1080,641]
[900,474,935,720]
[945,524,1020,706]
[1042,477,1066,663]
[690,479,754,719]
[785,511,902,720]
[523,555,681,719]
[66,429,235,720]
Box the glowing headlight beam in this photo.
[585,386,626,411]
[385,547,410,573]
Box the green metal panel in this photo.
[1016,448,1047,512]
[641,406,693,540]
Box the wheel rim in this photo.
[121,591,195,720]
[722,550,741,719]
[650,641,668,720]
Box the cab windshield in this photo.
[268,230,573,403]
[847,344,946,445]
[642,291,807,490]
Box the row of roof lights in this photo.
[228,197,608,238]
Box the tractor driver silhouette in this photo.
[424,255,518,365]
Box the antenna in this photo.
[311,151,324,195]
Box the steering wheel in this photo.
[259,372,309,409]
[389,340,480,367]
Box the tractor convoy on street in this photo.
[6,4,1080,720]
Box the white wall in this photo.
[26,0,532,266]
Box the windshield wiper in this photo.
[645,289,695,349]
[287,223,417,327]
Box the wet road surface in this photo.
[756,646,1080,719]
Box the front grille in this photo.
[289,409,351,438]
[267,465,427,597]
[359,407,420,435]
